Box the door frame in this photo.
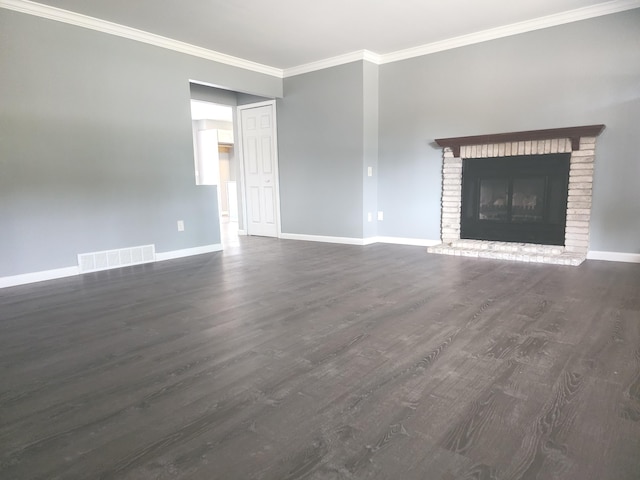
[236,100,282,238]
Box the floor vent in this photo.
[78,244,156,273]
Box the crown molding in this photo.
[379,0,640,64]
[283,50,381,78]
[2,0,638,79]
[284,0,640,76]
[0,0,284,78]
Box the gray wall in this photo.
[189,83,238,105]
[0,9,281,277]
[278,62,365,238]
[3,8,638,280]
[237,93,272,105]
[378,11,640,252]
[362,61,379,239]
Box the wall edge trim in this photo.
[0,0,283,78]
[2,246,637,289]
[155,244,223,262]
[0,266,80,289]
[587,250,640,263]
[279,234,441,247]
[283,50,381,78]
[4,0,637,78]
[281,0,640,75]
[279,233,367,246]
[379,0,640,64]
[0,244,223,288]
[374,236,441,247]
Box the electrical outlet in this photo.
[367,212,372,222]
[367,166,373,177]
[378,211,384,221]
[177,220,185,231]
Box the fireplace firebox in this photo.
[460,154,570,245]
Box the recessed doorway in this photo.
[190,99,239,247]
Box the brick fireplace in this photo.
[429,125,605,266]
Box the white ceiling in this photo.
[13,0,640,70]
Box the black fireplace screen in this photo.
[461,154,570,245]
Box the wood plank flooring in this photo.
[1,237,639,479]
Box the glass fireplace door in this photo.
[478,179,509,221]
[477,177,546,223]
[461,154,570,245]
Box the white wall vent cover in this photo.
[78,244,156,273]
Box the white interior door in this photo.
[240,103,279,237]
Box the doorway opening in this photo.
[189,82,280,248]
[190,99,239,247]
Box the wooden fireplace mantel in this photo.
[435,124,605,157]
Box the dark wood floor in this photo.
[1,237,639,480]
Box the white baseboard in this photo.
[156,244,223,262]
[0,244,224,289]
[587,250,640,263]
[279,233,439,247]
[3,244,635,289]
[373,236,441,247]
[0,266,79,289]
[237,229,247,236]
[279,233,368,246]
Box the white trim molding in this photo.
[155,244,223,262]
[2,244,638,289]
[379,0,640,65]
[4,0,637,79]
[0,266,79,289]
[0,0,283,78]
[279,233,440,247]
[587,250,640,263]
[284,50,381,78]
[374,236,441,247]
[279,233,369,246]
[0,244,223,289]
[283,1,640,75]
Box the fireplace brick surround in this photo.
[429,125,605,266]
